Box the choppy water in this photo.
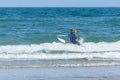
[0,7,120,68]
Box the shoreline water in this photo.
[0,65,120,69]
[0,66,120,80]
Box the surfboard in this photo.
[57,37,66,44]
[57,37,81,46]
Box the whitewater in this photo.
[0,40,120,60]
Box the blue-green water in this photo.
[0,8,120,45]
[0,8,120,68]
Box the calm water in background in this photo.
[0,7,120,68]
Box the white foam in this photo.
[0,41,120,59]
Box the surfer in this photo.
[67,29,80,45]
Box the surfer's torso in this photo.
[68,34,77,44]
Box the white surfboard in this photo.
[57,37,66,44]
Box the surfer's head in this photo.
[70,29,77,34]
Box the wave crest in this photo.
[0,41,120,59]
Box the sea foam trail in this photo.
[0,41,120,59]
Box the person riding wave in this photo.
[67,29,80,45]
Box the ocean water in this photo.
[0,7,120,68]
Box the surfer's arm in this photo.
[76,38,79,42]
[76,38,80,45]
[66,34,71,43]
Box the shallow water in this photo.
[0,66,120,80]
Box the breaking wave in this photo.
[0,41,120,60]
